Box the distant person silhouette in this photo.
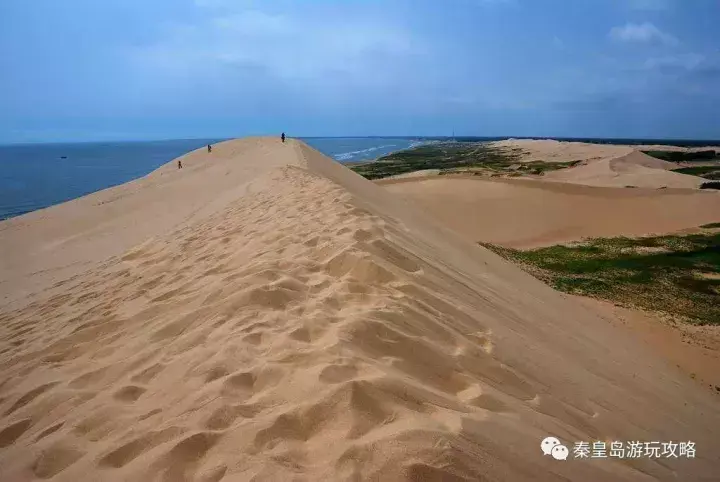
[281,132,286,143]
[178,160,182,169]
[207,144,212,153]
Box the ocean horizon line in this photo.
[4,134,720,147]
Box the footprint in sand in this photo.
[112,385,147,403]
[204,403,261,430]
[99,427,184,468]
[0,418,33,448]
[153,432,221,482]
[32,444,84,478]
[34,421,65,442]
[5,382,59,415]
[318,363,359,384]
[131,363,166,384]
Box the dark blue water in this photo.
[0,137,422,220]
[0,139,226,220]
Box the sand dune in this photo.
[381,175,720,248]
[609,150,678,171]
[0,139,299,305]
[1,138,719,481]
[491,138,720,164]
[490,138,633,164]
[546,150,703,189]
[490,139,707,189]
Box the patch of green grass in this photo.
[701,181,720,190]
[672,165,720,180]
[350,142,581,180]
[350,142,520,179]
[643,150,719,163]
[701,222,720,229]
[481,232,720,325]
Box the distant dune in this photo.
[546,150,704,189]
[489,138,632,164]
[490,138,720,162]
[381,175,720,248]
[490,139,708,189]
[1,138,719,481]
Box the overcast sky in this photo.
[1,0,719,142]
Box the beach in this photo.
[1,138,719,481]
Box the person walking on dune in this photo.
[177,160,182,169]
[207,144,212,153]
[281,132,286,143]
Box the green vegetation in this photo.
[350,142,579,180]
[672,165,720,180]
[351,143,515,180]
[481,232,720,325]
[642,150,719,163]
[700,222,720,229]
[700,181,720,190]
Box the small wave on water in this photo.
[333,144,398,161]
[303,137,430,163]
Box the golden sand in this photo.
[1,138,718,481]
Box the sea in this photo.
[1,136,716,221]
[0,137,424,220]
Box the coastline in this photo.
[0,138,420,221]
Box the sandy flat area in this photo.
[1,138,719,481]
[381,176,720,248]
[573,296,720,392]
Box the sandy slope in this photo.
[490,140,707,189]
[381,176,720,248]
[490,139,720,163]
[1,138,719,481]
[545,151,703,189]
[573,296,720,392]
[489,139,633,163]
[0,138,302,306]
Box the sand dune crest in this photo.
[547,149,703,188]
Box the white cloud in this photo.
[209,13,413,79]
[131,6,420,87]
[609,22,678,45]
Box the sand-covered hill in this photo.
[490,139,720,163]
[488,140,710,189]
[489,138,633,164]
[1,138,719,481]
[380,175,720,248]
[545,150,704,189]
